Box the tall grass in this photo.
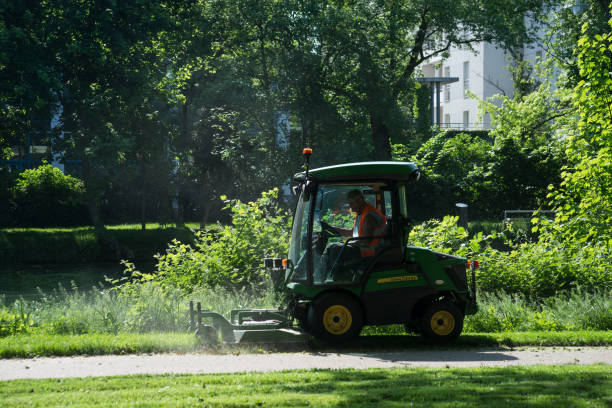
[465,288,612,332]
[0,282,280,337]
[1,282,610,338]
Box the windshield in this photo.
[288,189,311,281]
[290,182,394,285]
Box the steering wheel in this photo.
[320,221,340,237]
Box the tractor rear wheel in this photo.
[420,300,463,342]
[308,293,363,343]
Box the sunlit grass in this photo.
[1,223,204,233]
[1,365,610,407]
[105,222,202,230]
[0,332,198,358]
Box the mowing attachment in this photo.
[189,301,308,345]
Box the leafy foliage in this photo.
[541,13,612,249]
[121,189,289,291]
[394,81,566,220]
[0,307,32,337]
[542,0,611,88]
[409,216,611,299]
[397,131,490,219]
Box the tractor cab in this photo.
[287,162,419,288]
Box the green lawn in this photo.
[1,365,610,407]
[1,331,611,358]
[0,223,203,233]
[0,333,199,358]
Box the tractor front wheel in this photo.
[308,293,363,343]
[420,301,463,342]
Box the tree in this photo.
[398,131,491,219]
[542,0,611,88]
[299,0,555,160]
[544,10,612,247]
[0,1,61,157]
[46,0,194,227]
[392,80,566,219]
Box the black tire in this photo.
[296,316,310,332]
[420,301,463,342]
[307,293,363,343]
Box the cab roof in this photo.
[294,161,419,182]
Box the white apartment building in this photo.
[420,42,517,130]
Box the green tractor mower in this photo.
[190,148,478,345]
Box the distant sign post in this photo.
[456,203,468,229]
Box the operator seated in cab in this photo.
[317,189,387,282]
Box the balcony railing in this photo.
[437,122,489,131]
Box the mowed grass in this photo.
[0,333,199,358]
[1,365,610,407]
[1,331,611,358]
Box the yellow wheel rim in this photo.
[323,305,352,335]
[430,310,455,336]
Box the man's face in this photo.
[347,196,362,212]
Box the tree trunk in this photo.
[82,158,123,259]
[300,115,307,147]
[200,196,212,230]
[140,193,146,231]
[140,157,148,230]
[175,103,190,228]
[82,158,103,228]
[86,195,102,228]
[369,113,392,161]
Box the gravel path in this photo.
[1,347,610,380]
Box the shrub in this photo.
[123,189,289,292]
[0,301,34,337]
[409,216,611,299]
[11,164,88,227]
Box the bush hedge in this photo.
[8,164,89,227]
[127,189,289,292]
[409,216,611,299]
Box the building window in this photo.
[444,67,450,102]
[463,111,469,129]
[444,114,450,128]
[463,61,469,98]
